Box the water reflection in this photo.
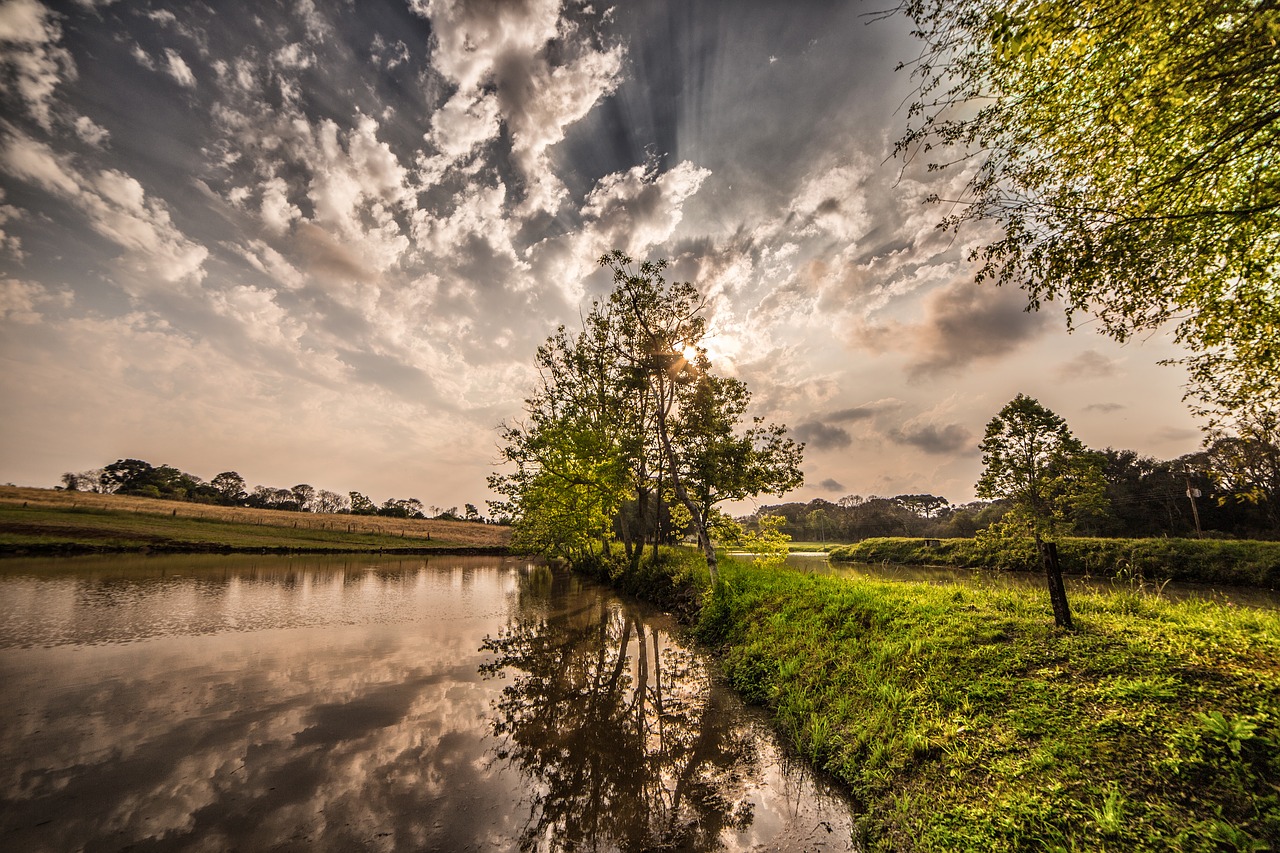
[482,565,853,852]
[0,555,855,852]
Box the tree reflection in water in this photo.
[480,565,763,852]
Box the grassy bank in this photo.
[584,549,1280,851]
[0,486,510,555]
[830,536,1280,587]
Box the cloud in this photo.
[888,421,973,455]
[1,132,208,291]
[825,405,878,423]
[163,48,196,87]
[786,161,870,246]
[852,277,1051,380]
[1055,349,1120,381]
[73,115,109,146]
[817,477,845,492]
[0,277,69,323]
[792,420,852,451]
[1084,402,1125,413]
[412,0,623,213]
[0,0,76,129]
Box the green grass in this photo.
[830,536,1280,587]
[594,549,1280,852]
[0,503,495,553]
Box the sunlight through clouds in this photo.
[0,0,1201,508]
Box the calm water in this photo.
[0,554,856,853]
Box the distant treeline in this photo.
[755,444,1279,542]
[59,459,502,523]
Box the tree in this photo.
[892,0,1280,426]
[492,252,805,582]
[211,471,247,505]
[1204,407,1280,535]
[741,515,791,571]
[311,489,348,514]
[976,394,1109,628]
[348,491,377,515]
[290,484,316,512]
[601,252,803,582]
[60,469,104,492]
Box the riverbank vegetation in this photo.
[582,548,1280,852]
[0,486,509,555]
[830,536,1280,588]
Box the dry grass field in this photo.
[0,485,511,551]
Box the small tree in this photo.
[976,394,1108,628]
[742,514,791,571]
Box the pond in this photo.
[0,554,857,852]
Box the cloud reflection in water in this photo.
[0,556,854,851]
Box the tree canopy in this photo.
[893,0,1280,426]
[491,252,804,582]
[975,394,1108,539]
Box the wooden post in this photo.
[1038,536,1074,630]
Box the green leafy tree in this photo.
[601,252,803,582]
[742,514,791,571]
[492,252,804,582]
[1204,407,1280,534]
[976,394,1109,627]
[893,0,1280,426]
[211,471,247,505]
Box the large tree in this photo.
[893,0,1280,426]
[492,253,804,583]
[976,394,1108,628]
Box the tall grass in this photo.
[594,549,1280,851]
[829,536,1280,587]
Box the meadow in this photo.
[584,549,1280,851]
[0,486,510,554]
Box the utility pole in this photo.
[1185,475,1203,539]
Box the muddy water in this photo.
[0,554,856,852]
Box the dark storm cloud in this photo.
[888,422,973,455]
[904,278,1052,380]
[792,420,852,451]
[817,477,845,492]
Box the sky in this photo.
[0,0,1204,513]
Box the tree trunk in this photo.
[1037,535,1074,630]
[655,398,718,585]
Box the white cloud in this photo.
[787,161,870,246]
[1,132,208,292]
[0,0,76,129]
[412,0,623,213]
[1,132,81,195]
[73,115,109,146]
[163,48,196,87]
[0,277,66,323]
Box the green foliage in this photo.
[491,251,804,580]
[894,0,1280,426]
[977,394,1109,540]
[740,514,791,571]
[829,536,1280,586]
